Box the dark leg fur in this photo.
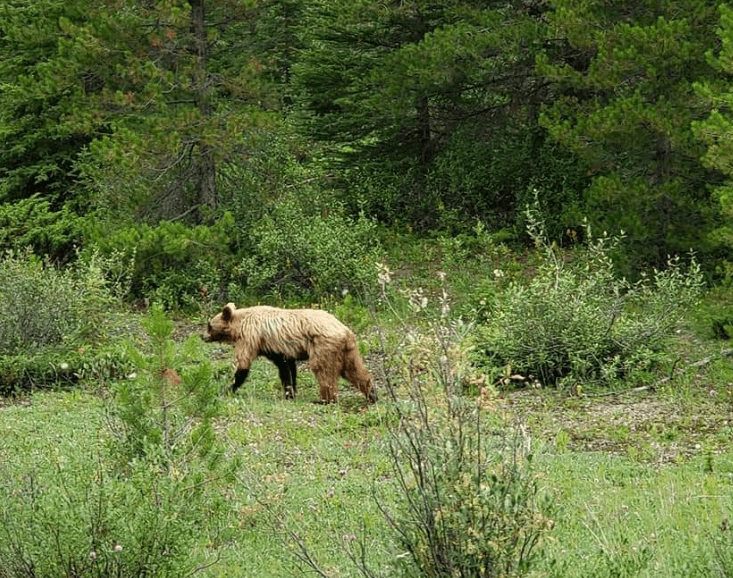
[232,368,249,392]
[263,352,298,399]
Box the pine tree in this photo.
[0,1,94,206]
[293,0,551,228]
[1,0,273,226]
[693,4,733,267]
[76,0,269,224]
[538,0,722,268]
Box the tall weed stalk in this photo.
[285,273,554,577]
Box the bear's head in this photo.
[203,303,238,343]
[366,378,377,403]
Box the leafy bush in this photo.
[236,198,380,300]
[0,250,120,354]
[375,291,551,577]
[0,196,83,263]
[85,214,238,311]
[0,460,205,578]
[476,205,704,388]
[0,251,80,354]
[0,308,233,578]
[384,395,553,578]
[0,345,133,395]
[0,250,129,392]
[427,125,587,235]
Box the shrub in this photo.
[236,198,380,300]
[0,250,128,392]
[383,394,553,578]
[85,214,237,311]
[476,204,704,388]
[0,250,124,355]
[0,460,205,578]
[0,345,133,396]
[0,196,83,263]
[0,308,233,578]
[0,251,80,354]
[372,294,553,578]
[108,304,225,471]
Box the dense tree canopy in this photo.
[0,1,92,206]
[694,3,733,272]
[1,0,733,279]
[538,0,723,267]
[293,0,558,228]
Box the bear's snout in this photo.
[202,323,215,342]
[367,387,378,403]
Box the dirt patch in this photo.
[501,386,732,464]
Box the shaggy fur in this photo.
[203,304,376,403]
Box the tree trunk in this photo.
[190,0,217,220]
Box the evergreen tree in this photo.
[538,0,722,268]
[293,0,553,228]
[693,3,733,271]
[1,1,273,227]
[0,1,94,207]
[76,0,270,224]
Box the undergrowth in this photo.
[475,204,704,390]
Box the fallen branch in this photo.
[589,348,733,397]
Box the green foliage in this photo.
[236,198,381,300]
[0,345,133,396]
[109,304,224,472]
[0,251,83,355]
[693,3,733,268]
[426,125,588,235]
[690,285,733,341]
[61,0,272,224]
[294,0,552,230]
[0,250,115,355]
[86,214,237,311]
[376,327,553,578]
[0,196,84,262]
[0,457,205,578]
[0,249,130,392]
[386,406,553,578]
[539,0,721,269]
[476,205,704,388]
[709,520,733,578]
[0,1,93,205]
[0,307,234,578]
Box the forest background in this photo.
[3,0,733,304]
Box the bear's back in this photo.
[238,306,351,339]
[291,308,351,338]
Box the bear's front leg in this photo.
[232,368,249,392]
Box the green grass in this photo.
[2,233,732,577]
[537,450,733,577]
[2,354,733,577]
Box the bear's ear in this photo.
[222,303,236,321]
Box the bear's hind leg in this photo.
[265,353,297,399]
[287,357,297,398]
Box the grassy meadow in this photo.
[1,233,733,578]
[2,355,733,577]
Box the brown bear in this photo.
[203,304,377,404]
